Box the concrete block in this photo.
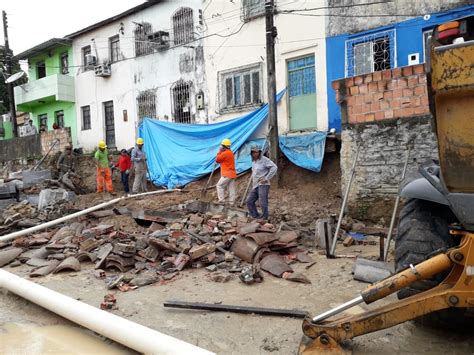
[38,188,69,210]
[22,169,52,188]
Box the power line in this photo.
[280,0,395,13]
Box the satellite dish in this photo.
[5,71,26,84]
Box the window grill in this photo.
[345,30,396,77]
[82,46,93,71]
[109,35,120,63]
[171,80,193,124]
[220,64,262,111]
[172,7,194,45]
[134,22,153,56]
[60,53,69,74]
[137,90,157,123]
[241,0,266,22]
[103,101,116,149]
[81,106,91,130]
[55,110,65,128]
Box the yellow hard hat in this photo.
[136,137,144,145]
[98,140,107,149]
[221,138,231,147]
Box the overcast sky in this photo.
[1,0,144,54]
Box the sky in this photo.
[1,0,144,54]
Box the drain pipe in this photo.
[0,189,181,243]
[0,269,214,354]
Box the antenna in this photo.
[4,71,26,84]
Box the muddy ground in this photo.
[1,154,474,354]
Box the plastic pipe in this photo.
[0,269,214,354]
[0,189,180,243]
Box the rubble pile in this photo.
[0,201,315,290]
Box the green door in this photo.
[288,55,317,130]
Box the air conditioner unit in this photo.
[148,31,170,50]
[94,63,111,77]
[85,54,97,67]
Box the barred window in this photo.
[220,64,262,111]
[171,80,193,124]
[172,7,194,45]
[242,0,266,22]
[134,22,153,56]
[346,30,395,77]
[109,35,120,63]
[81,106,91,130]
[137,90,157,122]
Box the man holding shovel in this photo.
[215,138,237,206]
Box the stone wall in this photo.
[40,128,72,155]
[333,65,439,222]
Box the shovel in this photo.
[201,162,217,200]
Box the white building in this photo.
[203,0,329,134]
[69,0,207,152]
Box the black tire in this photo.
[395,198,473,329]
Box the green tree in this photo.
[0,45,22,115]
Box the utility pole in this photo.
[265,0,279,176]
[2,10,17,137]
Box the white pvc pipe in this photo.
[0,189,181,243]
[0,269,214,355]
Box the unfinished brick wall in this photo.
[333,65,439,222]
[40,128,72,155]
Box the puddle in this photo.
[0,323,132,354]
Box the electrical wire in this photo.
[280,0,395,13]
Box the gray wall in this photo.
[326,0,473,36]
[0,135,42,162]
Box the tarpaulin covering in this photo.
[139,91,286,188]
[139,90,327,188]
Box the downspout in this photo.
[0,269,214,355]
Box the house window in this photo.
[242,0,266,22]
[137,90,157,122]
[345,30,395,77]
[37,61,46,79]
[288,56,316,97]
[55,110,64,128]
[109,35,120,63]
[171,80,193,123]
[220,64,261,111]
[172,7,194,45]
[103,101,116,148]
[60,53,69,74]
[38,114,48,132]
[81,106,91,130]
[134,22,153,56]
[82,45,93,71]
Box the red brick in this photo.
[392,68,402,78]
[373,92,384,101]
[364,74,373,83]
[370,102,380,111]
[387,81,395,90]
[354,76,363,85]
[377,81,387,91]
[393,88,403,98]
[414,85,426,96]
[364,94,373,103]
[359,84,368,94]
[355,114,366,123]
[382,70,392,80]
[363,103,371,113]
[350,86,359,95]
[407,76,418,88]
[347,96,356,106]
[402,66,413,76]
[348,106,354,115]
[348,114,358,124]
[352,105,362,114]
[380,100,390,110]
[365,113,375,122]
[414,106,430,115]
[391,99,401,109]
[403,88,413,97]
[383,91,393,100]
[413,64,425,74]
[395,107,415,118]
[373,71,382,81]
[335,91,341,103]
[412,97,421,106]
[355,95,365,105]
[331,81,341,90]
[421,95,430,106]
[375,110,385,120]
[345,77,354,87]
[385,110,394,119]
[400,98,411,107]
[397,78,408,88]
[419,75,427,84]
[368,82,378,92]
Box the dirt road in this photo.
[2,246,473,354]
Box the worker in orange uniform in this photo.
[95,140,114,194]
[215,138,237,206]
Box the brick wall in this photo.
[40,128,72,155]
[333,65,438,222]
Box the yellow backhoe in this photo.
[300,16,474,353]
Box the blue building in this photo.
[325,4,474,133]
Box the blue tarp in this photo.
[139,90,326,188]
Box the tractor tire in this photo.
[394,198,473,329]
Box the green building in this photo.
[13,38,77,144]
